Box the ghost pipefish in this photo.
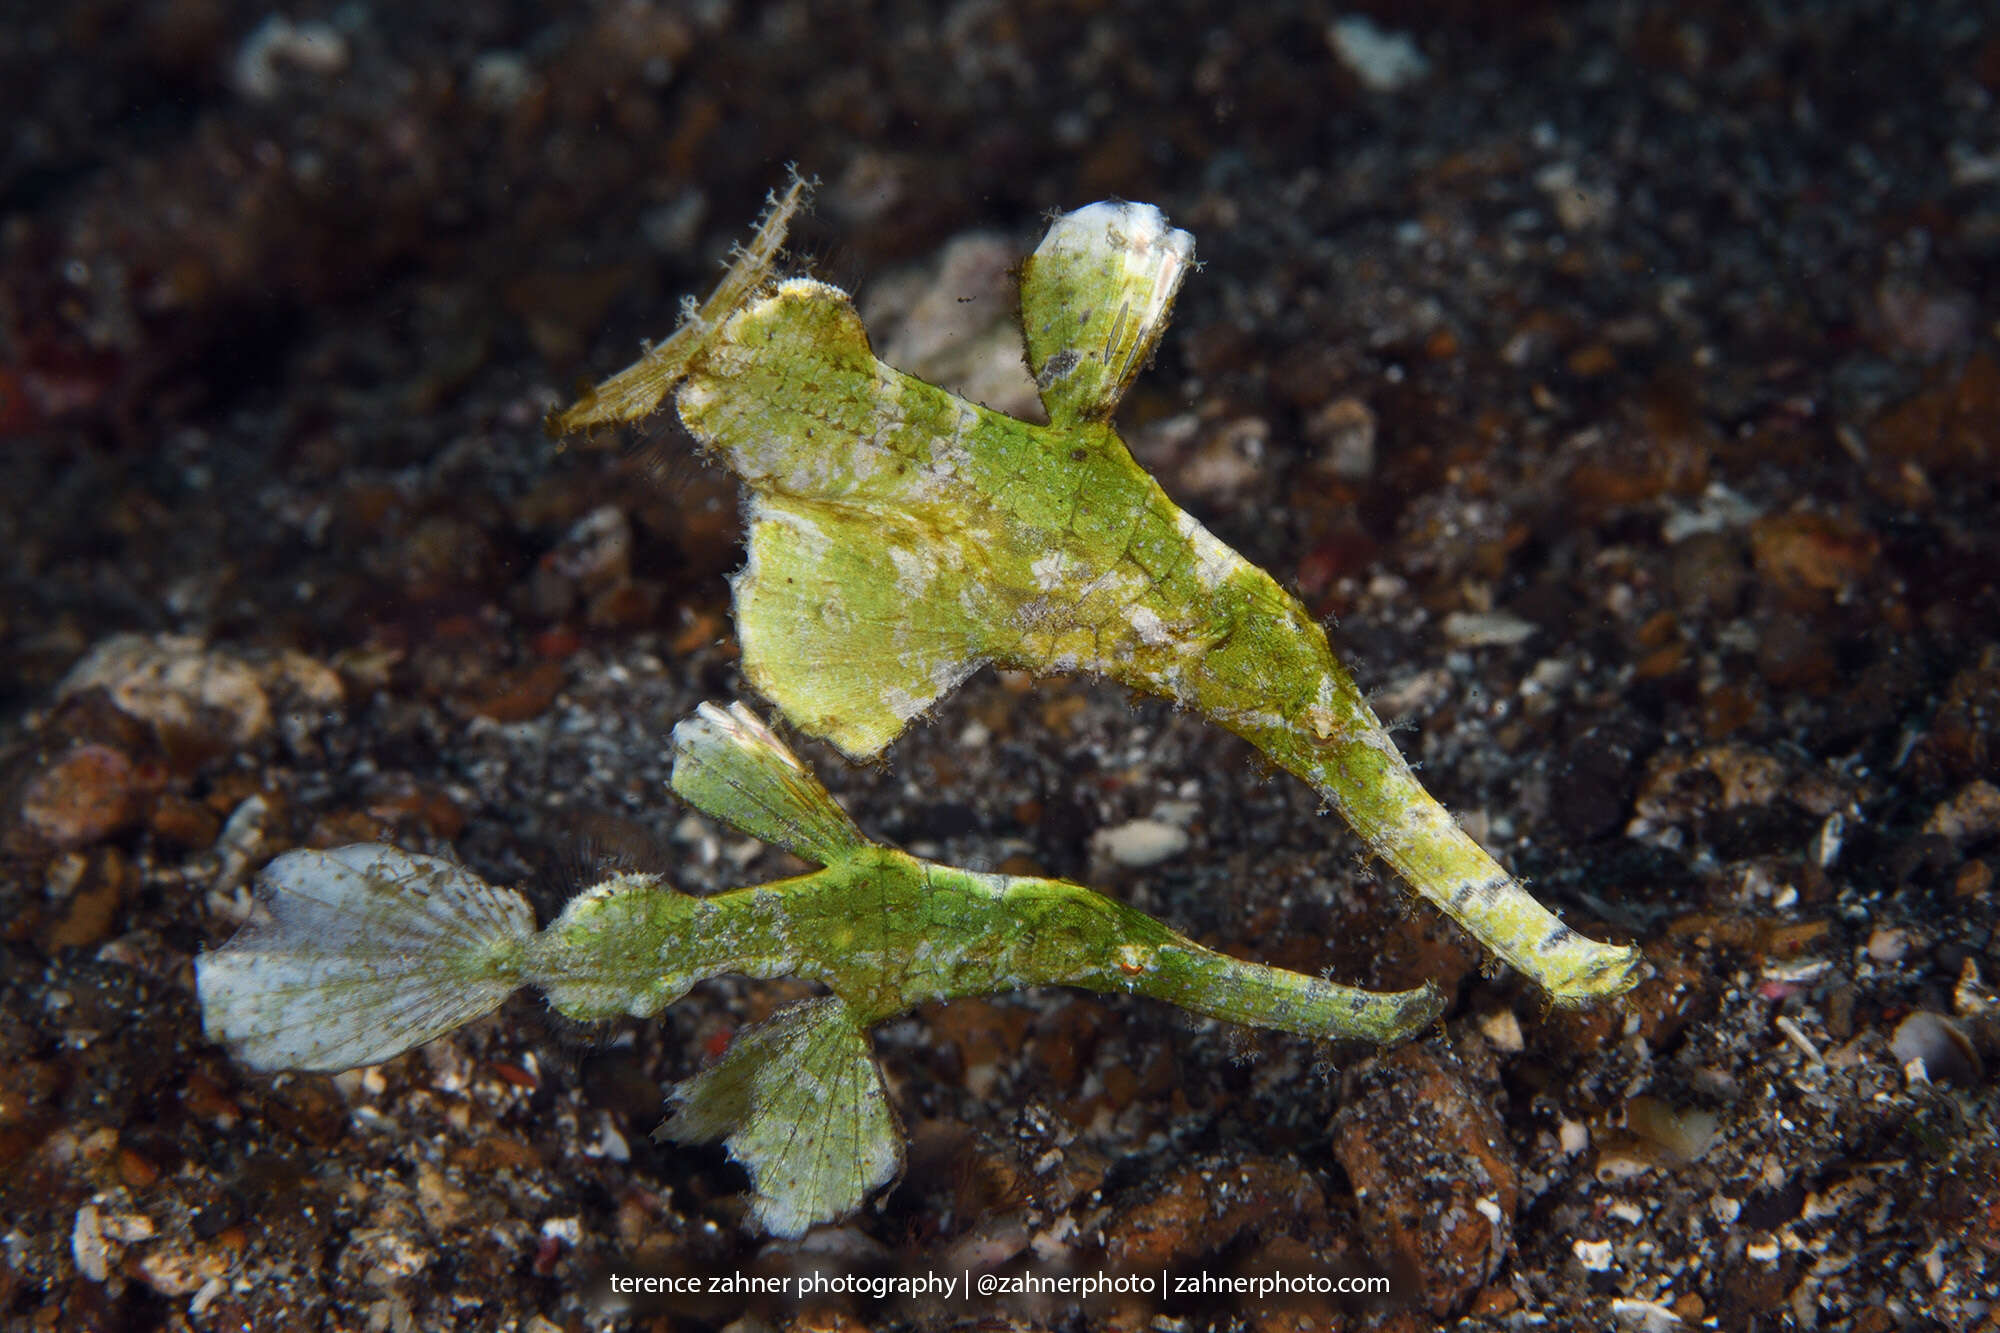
[196,701,1442,1236]
[549,178,1641,1006]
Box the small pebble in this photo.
[1866,927,1911,965]
[1091,818,1190,868]
[234,16,350,100]
[20,744,139,848]
[72,1206,110,1282]
[1305,396,1377,479]
[1572,1237,1615,1272]
[1476,1008,1524,1053]
[1442,610,1538,647]
[1923,780,2000,845]
[1326,14,1430,92]
[58,634,271,748]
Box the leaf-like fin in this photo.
[196,845,534,1071]
[670,701,867,865]
[733,496,991,761]
[658,996,901,1238]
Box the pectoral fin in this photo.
[659,996,902,1237]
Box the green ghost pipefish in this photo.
[550,179,1641,1006]
[196,702,1442,1237]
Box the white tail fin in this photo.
[196,845,534,1071]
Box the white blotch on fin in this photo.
[195,845,533,1072]
[1172,509,1239,589]
[1031,550,1069,590]
[887,545,933,595]
[658,995,901,1237]
[1127,604,1170,646]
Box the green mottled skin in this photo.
[552,182,1640,1005]
[524,849,1439,1043]
[196,701,1440,1235]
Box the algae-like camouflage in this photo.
[552,179,1641,1006]
[197,703,1443,1236]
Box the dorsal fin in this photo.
[669,701,867,864]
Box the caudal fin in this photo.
[196,845,535,1071]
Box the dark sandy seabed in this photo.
[2,2,1998,1330]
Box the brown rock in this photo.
[1633,746,1787,826]
[1715,1243,1798,1327]
[365,785,468,839]
[0,1059,64,1129]
[1104,1157,1328,1272]
[784,1310,873,1333]
[1910,647,2000,786]
[1869,351,2000,476]
[148,792,220,849]
[1849,1308,1898,1333]
[1924,780,2000,845]
[585,578,664,629]
[1755,611,1838,693]
[1749,511,1879,606]
[1563,399,1709,514]
[19,745,140,848]
[41,847,132,950]
[1564,342,1617,377]
[926,999,1033,1097]
[461,660,567,722]
[1670,530,1749,619]
[1330,1036,1518,1317]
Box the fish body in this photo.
[551,184,1640,1005]
[198,703,1439,1235]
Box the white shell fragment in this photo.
[1890,1010,1983,1086]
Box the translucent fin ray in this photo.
[669,701,866,865]
[658,996,901,1237]
[196,845,534,1071]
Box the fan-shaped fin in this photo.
[658,995,901,1237]
[196,845,533,1071]
[732,496,994,761]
